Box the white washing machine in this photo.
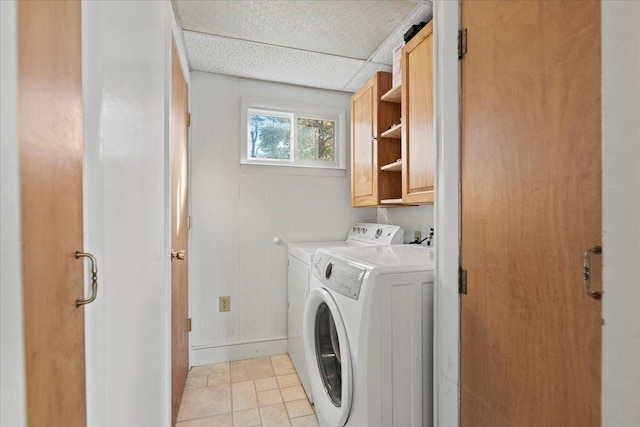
[303,245,434,427]
[287,224,404,402]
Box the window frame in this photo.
[241,97,346,170]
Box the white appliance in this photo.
[287,224,404,402]
[303,245,434,427]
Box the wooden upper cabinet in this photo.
[351,72,401,207]
[402,21,434,204]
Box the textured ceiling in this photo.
[173,0,433,92]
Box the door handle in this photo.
[75,251,98,307]
[583,245,602,300]
[171,250,186,261]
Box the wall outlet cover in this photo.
[219,296,230,312]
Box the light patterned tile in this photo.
[231,357,275,382]
[260,403,291,427]
[280,385,306,402]
[270,354,295,376]
[177,384,231,422]
[232,408,261,427]
[208,371,231,386]
[176,413,232,427]
[258,389,283,407]
[232,380,258,411]
[255,376,278,392]
[189,362,230,377]
[285,399,314,419]
[290,414,319,427]
[184,375,208,390]
[276,373,300,388]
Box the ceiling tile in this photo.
[342,62,392,93]
[369,1,433,65]
[185,31,367,91]
[174,0,421,60]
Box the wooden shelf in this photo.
[381,124,402,139]
[380,160,402,172]
[380,84,402,103]
[380,198,404,205]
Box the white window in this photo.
[241,98,346,170]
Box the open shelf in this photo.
[381,124,402,139]
[380,160,402,172]
[380,198,404,205]
[380,84,402,103]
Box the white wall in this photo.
[601,2,640,426]
[82,1,176,425]
[189,71,375,364]
[377,206,434,244]
[0,1,27,425]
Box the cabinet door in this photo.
[402,22,434,204]
[351,78,378,207]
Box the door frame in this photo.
[0,1,27,425]
[432,1,461,426]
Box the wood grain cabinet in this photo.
[351,72,402,207]
[350,22,434,207]
[401,21,434,204]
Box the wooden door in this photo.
[18,1,87,425]
[402,22,434,205]
[351,76,378,207]
[460,1,602,426]
[171,41,190,426]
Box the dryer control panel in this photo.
[347,223,404,245]
[313,252,367,300]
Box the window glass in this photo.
[248,111,291,160]
[242,98,346,170]
[296,118,336,162]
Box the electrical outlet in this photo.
[414,230,422,241]
[219,296,230,312]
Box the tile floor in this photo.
[177,354,319,427]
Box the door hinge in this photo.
[459,267,468,294]
[186,113,191,127]
[458,28,468,59]
[187,215,192,230]
[187,318,192,332]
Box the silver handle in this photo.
[583,245,602,300]
[76,251,98,306]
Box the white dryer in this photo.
[303,245,434,427]
[287,224,403,402]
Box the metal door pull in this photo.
[75,251,98,306]
[583,245,602,300]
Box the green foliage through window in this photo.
[296,118,335,162]
[249,114,291,160]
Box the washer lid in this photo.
[304,288,352,427]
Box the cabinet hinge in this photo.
[187,215,192,230]
[187,318,192,332]
[186,113,191,127]
[459,267,468,294]
[458,28,468,59]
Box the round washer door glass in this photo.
[315,302,342,406]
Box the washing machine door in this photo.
[304,287,352,427]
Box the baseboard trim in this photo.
[190,337,288,366]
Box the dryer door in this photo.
[304,288,352,427]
